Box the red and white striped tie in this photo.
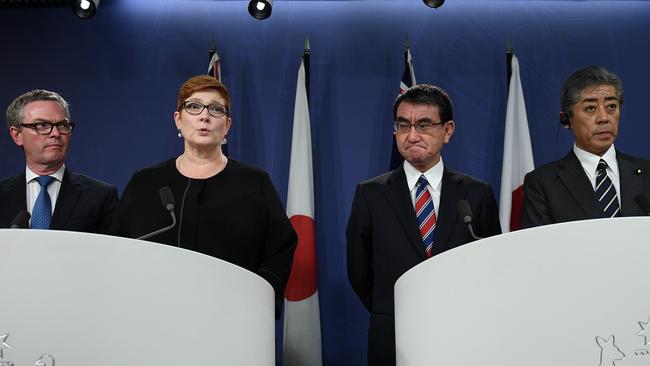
[415,175,436,257]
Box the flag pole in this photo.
[391,34,417,170]
[506,38,513,91]
[304,37,310,104]
[206,37,226,152]
[404,33,416,86]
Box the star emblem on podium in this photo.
[34,353,55,366]
[639,317,650,346]
[0,333,11,359]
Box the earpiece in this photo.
[559,111,570,128]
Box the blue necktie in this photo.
[31,175,56,229]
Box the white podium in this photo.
[395,217,650,366]
[0,229,275,366]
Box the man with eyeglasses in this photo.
[0,89,118,232]
[347,84,501,366]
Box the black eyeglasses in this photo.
[182,101,229,118]
[393,121,445,134]
[20,121,75,135]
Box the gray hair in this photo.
[6,89,71,129]
[561,65,624,117]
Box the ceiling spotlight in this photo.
[248,0,273,20]
[72,0,100,19]
[423,0,444,9]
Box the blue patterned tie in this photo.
[595,159,621,218]
[31,175,56,229]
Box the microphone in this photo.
[10,209,31,229]
[634,193,650,216]
[159,186,175,212]
[136,186,177,240]
[457,200,482,240]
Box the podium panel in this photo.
[0,230,275,365]
[395,217,650,366]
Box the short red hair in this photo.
[176,75,231,114]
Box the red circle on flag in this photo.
[284,215,318,301]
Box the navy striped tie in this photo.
[595,159,621,218]
[415,175,436,257]
[31,175,56,229]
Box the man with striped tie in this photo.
[347,84,502,366]
[522,66,650,228]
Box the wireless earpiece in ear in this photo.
[559,111,570,127]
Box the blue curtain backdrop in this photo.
[1,1,650,364]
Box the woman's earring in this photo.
[177,130,182,138]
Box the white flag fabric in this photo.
[283,59,323,366]
[499,54,535,233]
[207,50,221,81]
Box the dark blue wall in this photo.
[2,1,650,364]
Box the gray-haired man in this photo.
[522,66,650,227]
[1,89,117,232]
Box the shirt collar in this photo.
[25,164,66,183]
[403,158,444,191]
[573,143,618,178]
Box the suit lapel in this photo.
[556,151,604,219]
[50,169,82,230]
[4,173,28,214]
[433,169,462,250]
[617,152,644,215]
[382,167,428,259]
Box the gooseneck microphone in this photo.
[137,186,177,240]
[457,200,482,240]
[159,186,176,212]
[10,209,31,229]
[634,193,650,216]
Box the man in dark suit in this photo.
[347,84,502,366]
[1,89,117,233]
[521,66,650,228]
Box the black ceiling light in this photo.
[423,0,444,9]
[72,0,100,19]
[248,0,272,20]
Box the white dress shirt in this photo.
[403,158,444,216]
[25,165,65,217]
[573,144,620,202]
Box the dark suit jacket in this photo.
[521,150,650,228]
[346,165,501,366]
[0,169,118,234]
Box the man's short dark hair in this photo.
[561,65,624,117]
[392,84,453,123]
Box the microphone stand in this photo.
[137,212,177,240]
